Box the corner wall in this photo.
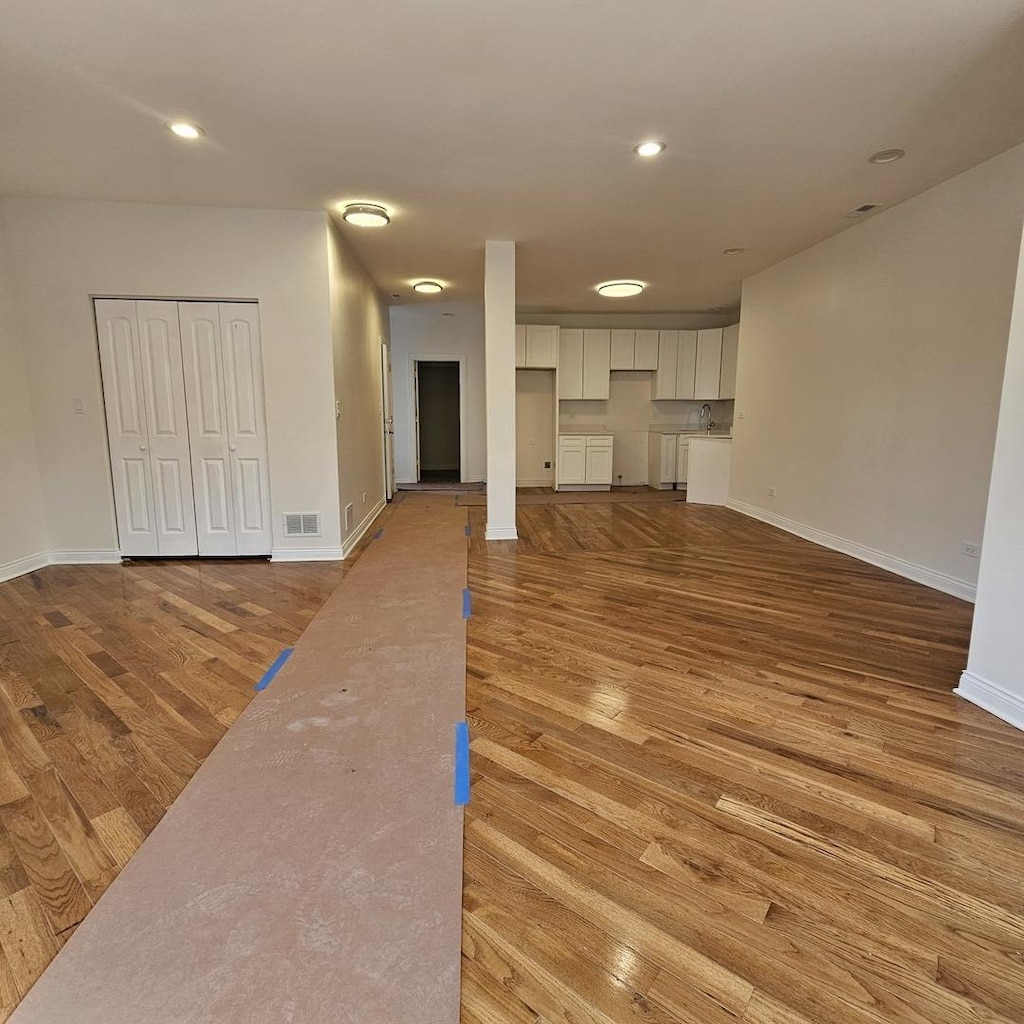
[730,143,1024,600]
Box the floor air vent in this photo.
[284,512,321,537]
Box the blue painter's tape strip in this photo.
[373,528,384,540]
[464,524,471,537]
[454,721,470,805]
[254,647,293,691]
[462,588,472,619]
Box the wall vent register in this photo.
[283,513,322,537]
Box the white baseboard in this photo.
[0,551,50,584]
[341,496,387,557]
[726,499,976,602]
[956,671,1024,732]
[270,546,345,562]
[485,527,518,541]
[50,549,122,565]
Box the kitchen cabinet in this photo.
[611,329,659,370]
[653,330,697,399]
[647,432,678,489]
[719,323,739,400]
[557,434,613,488]
[695,328,723,399]
[610,330,634,370]
[516,324,558,369]
[559,329,610,399]
[676,435,691,483]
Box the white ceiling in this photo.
[3,1,1024,311]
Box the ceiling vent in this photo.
[284,512,321,537]
[845,203,882,218]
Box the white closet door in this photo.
[96,299,159,556]
[218,303,272,555]
[136,302,198,555]
[179,303,237,555]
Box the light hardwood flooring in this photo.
[0,555,353,1018]
[463,501,1024,1024]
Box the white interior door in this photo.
[96,299,159,556]
[179,302,237,555]
[136,301,198,555]
[218,303,273,555]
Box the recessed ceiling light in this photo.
[723,248,746,256]
[868,148,906,165]
[634,140,666,158]
[413,281,443,294]
[341,203,391,228]
[167,121,203,140]
[596,281,645,298]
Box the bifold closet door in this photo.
[96,299,198,556]
[179,302,272,556]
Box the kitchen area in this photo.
[515,323,738,503]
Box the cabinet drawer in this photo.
[559,435,586,447]
[585,435,613,449]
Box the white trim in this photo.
[485,527,519,541]
[0,551,50,584]
[271,546,345,562]
[726,499,976,602]
[956,671,1024,732]
[409,354,469,483]
[50,549,123,565]
[341,496,388,558]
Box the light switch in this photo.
[72,398,85,415]
[335,400,341,418]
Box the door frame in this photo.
[380,338,395,500]
[408,354,467,483]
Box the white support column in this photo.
[957,221,1024,730]
[484,240,518,540]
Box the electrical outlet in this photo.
[72,397,85,415]
[962,542,980,558]
[768,487,777,498]
[362,492,368,503]
[544,461,551,469]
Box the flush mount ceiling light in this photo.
[596,280,645,298]
[868,148,906,165]
[634,140,666,158]
[167,121,204,140]
[341,203,391,227]
[413,280,444,294]
[723,247,746,255]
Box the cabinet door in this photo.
[653,331,679,399]
[676,331,697,399]
[695,328,723,399]
[719,323,739,400]
[582,330,611,399]
[585,445,614,485]
[676,437,690,483]
[558,329,584,399]
[515,325,527,368]
[660,434,677,483]
[526,325,558,368]
[634,330,659,370]
[557,439,586,484]
[609,330,635,370]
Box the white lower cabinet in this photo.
[676,435,690,483]
[646,432,691,487]
[557,434,613,488]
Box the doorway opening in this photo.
[415,361,461,483]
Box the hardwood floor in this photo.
[0,555,352,1018]
[463,502,1024,1024]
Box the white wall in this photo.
[327,218,388,553]
[731,143,1024,600]
[0,210,47,579]
[1,199,341,557]
[958,223,1024,728]
[389,302,486,483]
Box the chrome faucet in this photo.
[699,403,714,433]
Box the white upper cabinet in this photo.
[695,328,724,399]
[676,331,697,399]
[610,329,635,370]
[582,330,611,398]
[719,323,739,400]
[653,331,679,399]
[633,330,659,370]
[558,329,584,399]
[516,324,558,368]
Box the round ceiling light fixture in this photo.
[868,148,905,165]
[413,280,444,294]
[167,121,204,140]
[341,203,391,227]
[634,140,666,158]
[723,247,746,255]
[596,280,645,298]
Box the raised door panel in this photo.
[557,441,586,484]
[585,446,613,485]
[695,328,723,399]
[136,301,197,556]
[676,331,698,400]
[660,434,677,483]
[653,332,679,399]
[634,330,659,370]
[179,302,236,555]
[582,330,610,399]
[609,330,635,370]
[95,299,158,556]
[720,323,739,400]
[515,325,527,368]
[526,325,558,368]
[558,330,584,399]
[219,303,272,555]
[676,437,690,484]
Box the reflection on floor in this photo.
[463,499,1024,1024]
